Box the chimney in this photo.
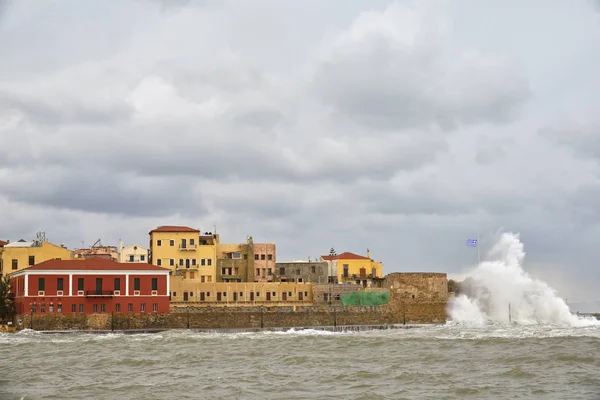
[367,248,371,259]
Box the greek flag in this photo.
[466,238,478,247]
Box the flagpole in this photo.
[477,234,480,265]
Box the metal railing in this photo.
[85,290,115,297]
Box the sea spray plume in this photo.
[448,232,599,326]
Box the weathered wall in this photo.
[383,273,448,301]
[275,261,329,284]
[17,298,447,331]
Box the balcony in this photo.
[179,245,197,251]
[85,290,114,297]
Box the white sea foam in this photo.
[448,232,599,327]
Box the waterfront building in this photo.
[9,258,170,315]
[149,226,217,283]
[253,243,276,282]
[321,250,383,287]
[169,281,313,307]
[119,242,149,263]
[275,260,329,283]
[73,239,119,261]
[215,236,254,282]
[0,234,72,278]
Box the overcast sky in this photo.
[1,0,600,301]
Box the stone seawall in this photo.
[17,301,447,331]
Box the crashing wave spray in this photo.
[448,232,598,326]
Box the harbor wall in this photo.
[16,300,447,331]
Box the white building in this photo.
[119,241,149,263]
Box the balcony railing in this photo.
[179,245,197,251]
[85,290,115,297]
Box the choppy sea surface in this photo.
[1,324,600,400]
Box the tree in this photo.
[0,275,15,323]
[329,248,337,256]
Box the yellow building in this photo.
[321,250,383,286]
[0,239,72,277]
[149,226,217,283]
[169,280,313,307]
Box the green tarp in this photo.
[341,291,390,306]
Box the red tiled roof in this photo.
[321,252,370,261]
[23,257,169,271]
[149,225,199,233]
[0,240,7,246]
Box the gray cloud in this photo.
[1,0,600,302]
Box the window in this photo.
[38,278,45,291]
[201,276,205,283]
[261,254,266,260]
[140,255,145,262]
[28,255,35,266]
[192,259,196,266]
[244,254,248,260]
[101,304,106,312]
[268,254,273,261]
[372,268,377,278]
[116,303,121,312]
[179,259,184,266]
[268,269,272,276]
[190,238,195,246]
[280,267,285,275]
[231,252,241,259]
[190,272,195,279]
[311,266,316,273]
[157,240,162,246]
[49,304,53,313]
[173,292,177,297]
[128,303,133,312]
[255,254,259,260]
[207,259,212,266]
[93,304,98,313]
[57,278,63,291]
[71,304,76,313]
[129,255,134,262]
[152,278,158,291]
[256,269,260,276]
[12,259,17,270]
[78,278,84,291]
[153,303,158,312]
[40,304,45,313]
[170,259,174,266]
[134,278,140,291]
[169,240,174,246]
[79,304,84,312]
[141,303,146,312]
[296,270,300,275]
[201,259,206,266]
[114,278,121,291]
[343,264,349,278]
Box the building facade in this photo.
[215,236,255,282]
[253,243,276,282]
[149,226,217,283]
[119,242,149,263]
[274,260,329,283]
[321,250,383,287]
[0,239,72,277]
[9,258,170,315]
[169,281,313,306]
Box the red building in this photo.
[9,258,171,315]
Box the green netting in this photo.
[341,291,390,306]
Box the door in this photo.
[250,292,254,301]
[282,292,287,301]
[200,292,205,302]
[185,259,190,268]
[183,292,189,301]
[266,292,271,301]
[181,239,187,249]
[217,292,222,301]
[233,292,238,301]
[360,268,366,278]
[298,292,303,301]
[96,278,102,295]
[363,280,367,288]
